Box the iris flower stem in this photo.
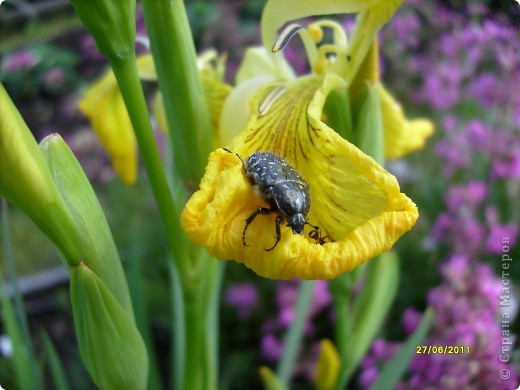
[141,2,220,389]
[276,280,315,385]
[333,293,351,366]
[109,55,189,279]
[329,271,356,390]
[181,252,222,390]
[331,74,387,389]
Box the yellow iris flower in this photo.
[182,73,418,280]
[79,0,430,280]
[182,1,424,279]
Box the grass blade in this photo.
[371,308,435,390]
[40,330,70,390]
[1,199,42,389]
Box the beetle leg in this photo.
[265,215,283,252]
[243,207,277,247]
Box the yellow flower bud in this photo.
[315,339,340,390]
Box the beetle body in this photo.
[245,152,311,234]
[224,149,313,251]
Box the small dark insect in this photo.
[308,228,328,245]
[223,148,317,251]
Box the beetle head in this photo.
[287,214,305,235]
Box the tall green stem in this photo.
[181,251,222,390]
[109,55,189,278]
[276,280,315,385]
[140,2,220,390]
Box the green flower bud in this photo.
[40,134,134,315]
[70,262,148,390]
[70,0,136,60]
[0,84,80,264]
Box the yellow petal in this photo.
[344,1,403,84]
[261,0,384,57]
[202,74,233,148]
[182,74,418,280]
[136,54,157,81]
[236,46,293,83]
[380,86,434,159]
[315,339,340,390]
[78,70,137,185]
[219,75,276,146]
[152,92,167,133]
[153,76,232,149]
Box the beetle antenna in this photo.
[222,148,247,169]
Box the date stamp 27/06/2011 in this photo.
[416,345,470,355]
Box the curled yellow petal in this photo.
[182,74,418,280]
[78,70,137,185]
[380,86,434,159]
[315,339,340,390]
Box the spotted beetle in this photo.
[223,148,318,251]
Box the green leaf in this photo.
[1,199,37,373]
[335,252,400,389]
[126,226,163,390]
[0,270,42,389]
[260,366,289,390]
[70,263,148,390]
[353,85,384,165]
[371,308,435,390]
[276,280,315,386]
[323,88,353,143]
[40,330,71,390]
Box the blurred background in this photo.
[0,0,519,388]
